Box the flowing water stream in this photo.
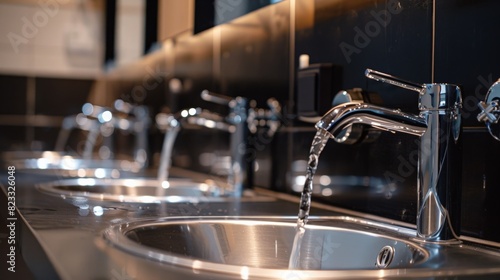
[156,125,180,194]
[288,129,331,269]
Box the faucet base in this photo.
[410,237,462,245]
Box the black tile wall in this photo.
[194,0,281,34]
[295,0,432,113]
[280,0,432,224]
[0,75,28,150]
[461,130,500,241]
[33,77,93,150]
[434,0,500,242]
[219,2,290,104]
[435,0,500,127]
[34,77,92,116]
[0,76,93,151]
[0,127,26,151]
[0,75,28,115]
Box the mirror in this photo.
[194,0,284,34]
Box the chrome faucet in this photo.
[55,100,150,169]
[157,90,249,197]
[54,103,114,160]
[247,98,282,138]
[316,69,462,243]
[111,100,150,168]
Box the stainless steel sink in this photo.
[36,178,229,203]
[2,151,142,178]
[99,216,500,279]
[37,178,275,204]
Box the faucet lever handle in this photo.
[365,68,423,93]
[201,90,233,105]
[266,98,282,116]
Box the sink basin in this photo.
[2,151,142,178]
[37,178,228,203]
[37,178,275,204]
[110,217,426,268]
[100,216,500,279]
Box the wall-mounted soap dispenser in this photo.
[296,54,343,119]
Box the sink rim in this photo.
[101,215,461,279]
[2,151,144,176]
[37,178,227,203]
[36,178,276,204]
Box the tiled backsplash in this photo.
[0,76,93,151]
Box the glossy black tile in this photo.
[435,0,500,127]
[35,77,92,116]
[287,0,432,224]
[0,75,28,115]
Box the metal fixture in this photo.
[299,88,381,144]
[247,97,282,138]
[157,91,249,197]
[477,78,500,141]
[54,103,112,159]
[316,68,462,243]
[109,100,150,167]
[54,100,150,167]
[331,88,382,144]
[376,246,395,268]
[156,91,282,197]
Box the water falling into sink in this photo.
[156,121,180,195]
[289,129,331,269]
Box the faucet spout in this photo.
[316,102,427,140]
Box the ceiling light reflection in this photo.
[93,206,104,216]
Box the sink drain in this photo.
[376,246,395,268]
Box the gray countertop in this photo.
[3,171,500,280]
[1,171,335,279]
